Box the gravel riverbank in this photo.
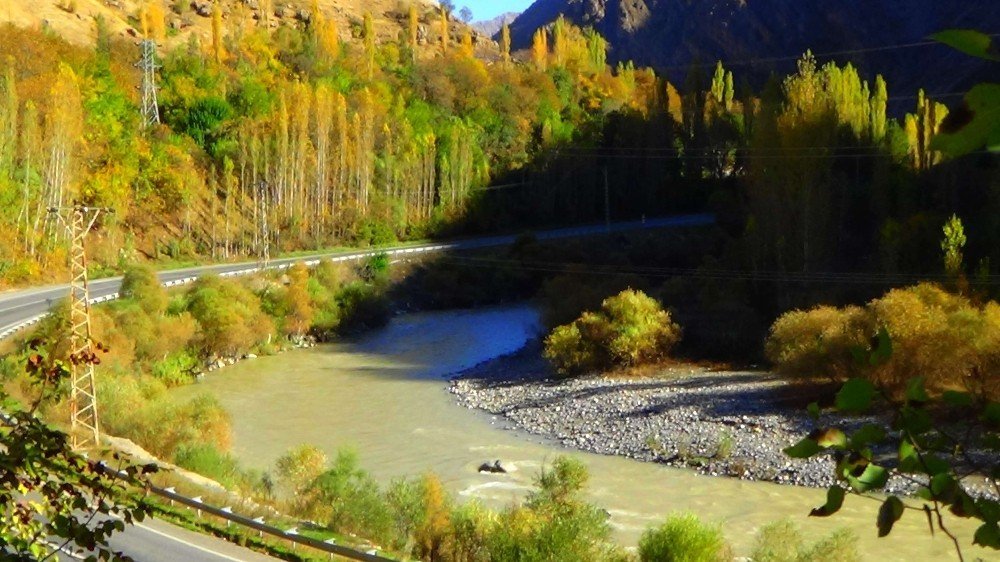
[449,343,996,498]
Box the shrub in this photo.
[751,519,860,562]
[305,449,395,544]
[150,351,198,387]
[484,457,619,562]
[766,284,1000,398]
[544,289,681,376]
[336,281,391,334]
[638,513,728,562]
[765,305,871,382]
[174,442,244,489]
[274,443,328,497]
[186,275,274,357]
[120,264,167,315]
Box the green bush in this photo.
[120,264,167,315]
[544,289,682,376]
[638,513,728,562]
[186,274,274,357]
[304,449,395,545]
[485,457,620,562]
[336,281,391,334]
[751,520,860,562]
[174,442,245,489]
[150,351,199,387]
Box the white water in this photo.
[171,306,986,559]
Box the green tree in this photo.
[942,214,967,278]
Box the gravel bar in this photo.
[448,343,998,498]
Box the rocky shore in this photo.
[449,343,996,498]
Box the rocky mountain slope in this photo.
[509,0,999,106]
[0,0,478,56]
[473,11,519,37]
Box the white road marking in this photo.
[129,521,251,562]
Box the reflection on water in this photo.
[170,305,983,559]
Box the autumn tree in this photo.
[439,6,449,55]
[500,23,511,64]
[211,4,226,63]
[531,28,548,70]
[284,261,314,337]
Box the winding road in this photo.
[2,214,713,561]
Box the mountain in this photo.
[473,12,519,37]
[509,0,999,108]
[0,0,452,53]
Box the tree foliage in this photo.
[544,289,681,376]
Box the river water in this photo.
[170,305,985,559]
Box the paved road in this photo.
[0,214,713,338]
[3,213,713,562]
[50,516,281,561]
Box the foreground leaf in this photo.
[877,496,905,537]
[930,30,1000,61]
[811,485,846,517]
[784,438,821,459]
[931,84,1000,156]
[847,463,889,493]
[836,378,876,413]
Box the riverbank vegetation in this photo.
[263,448,860,562]
[0,257,392,484]
[544,289,681,376]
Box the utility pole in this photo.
[48,205,109,450]
[137,39,160,128]
[257,180,270,270]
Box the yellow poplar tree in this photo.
[211,4,226,63]
[459,28,473,58]
[531,28,548,70]
[408,3,419,58]
[284,262,314,337]
[500,23,511,63]
[439,7,449,55]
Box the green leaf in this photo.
[974,522,1000,549]
[905,377,929,403]
[836,378,876,413]
[850,424,886,449]
[807,402,821,420]
[984,402,1000,427]
[930,84,1000,157]
[942,390,973,408]
[931,30,1000,61]
[811,485,846,517]
[784,438,821,459]
[870,328,893,366]
[847,463,889,493]
[877,496,905,537]
[923,455,952,477]
[930,473,958,499]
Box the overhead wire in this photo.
[432,254,1000,286]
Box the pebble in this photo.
[448,345,999,499]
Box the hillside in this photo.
[508,0,999,107]
[0,0,491,57]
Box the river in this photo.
[170,305,986,559]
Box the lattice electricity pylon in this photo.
[257,180,271,271]
[48,205,109,450]
[138,39,160,128]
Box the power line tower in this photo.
[48,205,109,450]
[257,180,271,270]
[138,39,160,128]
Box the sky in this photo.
[443,1,535,22]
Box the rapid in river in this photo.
[170,305,985,560]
